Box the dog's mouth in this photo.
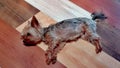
[23,40,37,46]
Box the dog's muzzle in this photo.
[23,40,37,46]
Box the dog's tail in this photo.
[91,11,107,20]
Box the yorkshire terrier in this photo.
[21,12,107,65]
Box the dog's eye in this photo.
[27,33,31,36]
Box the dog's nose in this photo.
[23,39,28,43]
[23,40,29,46]
[23,40,26,43]
[23,40,29,45]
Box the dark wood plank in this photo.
[71,0,120,61]
[71,0,120,29]
[0,0,39,28]
[0,19,66,68]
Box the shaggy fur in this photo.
[21,12,107,65]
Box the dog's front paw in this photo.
[45,56,57,65]
[51,56,57,64]
[46,58,52,65]
[45,53,52,65]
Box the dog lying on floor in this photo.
[21,12,107,65]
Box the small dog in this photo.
[21,12,107,65]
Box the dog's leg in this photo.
[45,44,53,65]
[87,32,102,54]
[81,23,91,41]
[45,40,59,65]
[46,41,66,64]
[51,42,66,64]
[91,38,102,54]
[81,27,102,54]
[81,26,91,41]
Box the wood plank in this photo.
[0,19,65,68]
[25,0,91,22]
[70,0,120,29]
[16,11,120,68]
[0,0,39,28]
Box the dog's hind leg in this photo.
[81,27,102,54]
[90,34,102,54]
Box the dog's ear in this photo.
[31,16,41,28]
[28,21,31,26]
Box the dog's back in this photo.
[43,17,97,42]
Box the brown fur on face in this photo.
[21,14,105,65]
[21,16,42,46]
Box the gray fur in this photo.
[21,12,107,65]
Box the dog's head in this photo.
[21,16,43,46]
[91,11,107,22]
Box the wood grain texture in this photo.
[0,19,65,68]
[71,0,120,29]
[0,0,39,28]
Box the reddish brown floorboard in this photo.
[71,0,120,29]
[0,0,39,28]
[71,0,120,61]
[0,19,66,68]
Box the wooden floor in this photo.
[0,0,120,68]
[0,0,39,28]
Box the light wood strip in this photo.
[25,0,91,22]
